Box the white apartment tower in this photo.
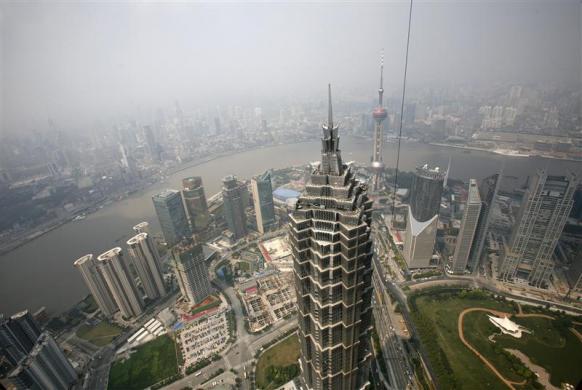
[97,247,144,318]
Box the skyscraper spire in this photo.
[327,83,334,130]
[320,84,343,176]
[292,84,374,390]
[378,49,384,106]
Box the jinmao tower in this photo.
[370,52,387,192]
[291,85,374,390]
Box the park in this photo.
[409,288,582,390]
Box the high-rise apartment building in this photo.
[153,189,191,247]
[182,177,211,232]
[133,221,151,234]
[251,171,276,234]
[73,254,118,317]
[404,164,444,268]
[500,171,577,287]
[0,312,42,366]
[2,333,76,390]
[467,173,501,272]
[97,248,144,319]
[222,175,248,240]
[127,233,166,300]
[171,239,212,306]
[291,85,373,390]
[451,179,482,274]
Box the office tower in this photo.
[451,180,482,274]
[73,254,118,317]
[171,239,212,305]
[0,312,41,366]
[127,233,166,300]
[291,85,373,390]
[500,171,577,287]
[182,177,211,232]
[153,189,191,247]
[467,173,501,272]
[370,53,388,192]
[251,171,276,234]
[97,248,144,319]
[2,333,76,390]
[222,175,248,240]
[404,164,445,268]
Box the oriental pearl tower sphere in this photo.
[371,52,388,192]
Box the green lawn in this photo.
[76,321,123,347]
[410,288,582,389]
[256,334,300,390]
[495,316,582,387]
[410,289,516,390]
[108,335,178,390]
[463,312,536,384]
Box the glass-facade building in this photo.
[153,189,191,247]
[251,171,276,234]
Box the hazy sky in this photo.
[1,1,580,134]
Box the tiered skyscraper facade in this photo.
[291,85,374,390]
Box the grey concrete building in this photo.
[451,179,482,274]
[290,85,374,390]
[2,333,76,390]
[467,173,501,272]
[0,311,42,366]
[171,239,212,306]
[500,171,578,287]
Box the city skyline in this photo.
[1,2,582,389]
[2,1,581,133]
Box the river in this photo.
[0,137,580,315]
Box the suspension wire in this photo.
[391,0,414,219]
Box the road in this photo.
[81,291,180,390]
[162,276,297,390]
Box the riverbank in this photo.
[0,139,314,257]
[429,142,582,162]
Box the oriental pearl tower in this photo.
[371,52,388,192]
